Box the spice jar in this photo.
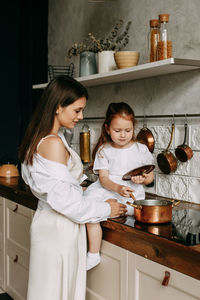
[157,14,172,60]
[148,19,160,62]
[80,123,90,163]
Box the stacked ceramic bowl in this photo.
[114,51,140,69]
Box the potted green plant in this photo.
[88,19,132,73]
[67,20,132,76]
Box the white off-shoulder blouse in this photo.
[22,131,110,224]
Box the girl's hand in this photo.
[117,185,135,197]
[106,199,127,217]
[131,171,154,185]
[131,174,147,184]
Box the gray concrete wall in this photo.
[48,0,200,203]
[48,0,200,117]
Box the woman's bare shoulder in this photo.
[37,135,69,164]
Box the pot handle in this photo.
[126,201,142,210]
[166,123,175,151]
[171,200,181,207]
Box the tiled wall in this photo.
[69,116,200,204]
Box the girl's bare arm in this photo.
[99,169,134,197]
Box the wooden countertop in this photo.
[0,176,200,280]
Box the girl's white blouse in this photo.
[21,132,110,224]
[84,142,154,203]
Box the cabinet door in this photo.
[5,199,32,250]
[86,240,128,300]
[5,199,33,300]
[5,241,29,300]
[128,252,200,300]
[0,197,5,289]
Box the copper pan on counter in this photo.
[127,195,180,224]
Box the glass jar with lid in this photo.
[148,19,160,62]
[157,14,172,60]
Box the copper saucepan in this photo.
[175,123,193,162]
[136,122,155,153]
[127,196,180,224]
[157,123,177,174]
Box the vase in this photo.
[79,51,97,77]
[98,50,117,73]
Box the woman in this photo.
[19,75,126,300]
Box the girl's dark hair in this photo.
[92,102,136,163]
[19,75,88,165]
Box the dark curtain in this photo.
[19,0,48,143]
[0,0,48,164]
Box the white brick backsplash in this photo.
[90,127,101,144]
[188,178,200,204]
[152,126,174,149]
[174,159,190,176]
[171,175,188,201]
[156,174,172,198]
[190,125,200,150]
[189,152,200,177]
[71,124,82,143]
[152,149,160,172]
[71,118,200,203]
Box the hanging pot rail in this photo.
[82,113,200,121]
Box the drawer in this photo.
[5,240,29,300]
[6,200,32,250]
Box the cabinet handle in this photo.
[13,205,18,212]
[162,271,170,286]
[13,255,18,263]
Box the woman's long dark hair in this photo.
[19,75,88,165]
[92,102,136,163]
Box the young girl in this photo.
[84,102,154,271]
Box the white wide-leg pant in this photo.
[27,209,86,300]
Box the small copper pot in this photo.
[175,123,193,162]
[126,199,180,224]
[136,125,155,153]
[157,123,178,174]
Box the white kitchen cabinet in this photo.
[5,199,33,300]
[86,240,128,300]
[128,252,200,300]
[0,196,5,290]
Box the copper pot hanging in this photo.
[136,119,155,153]
[157,123,177,174]
[175,123,193,162]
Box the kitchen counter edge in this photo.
[0,176,199,280]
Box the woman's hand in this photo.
[117,185,135,197]
[106,199,127,218]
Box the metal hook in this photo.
[171,114,175,125]
[184,114,188,125]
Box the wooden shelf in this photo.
[32,58,200,89]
